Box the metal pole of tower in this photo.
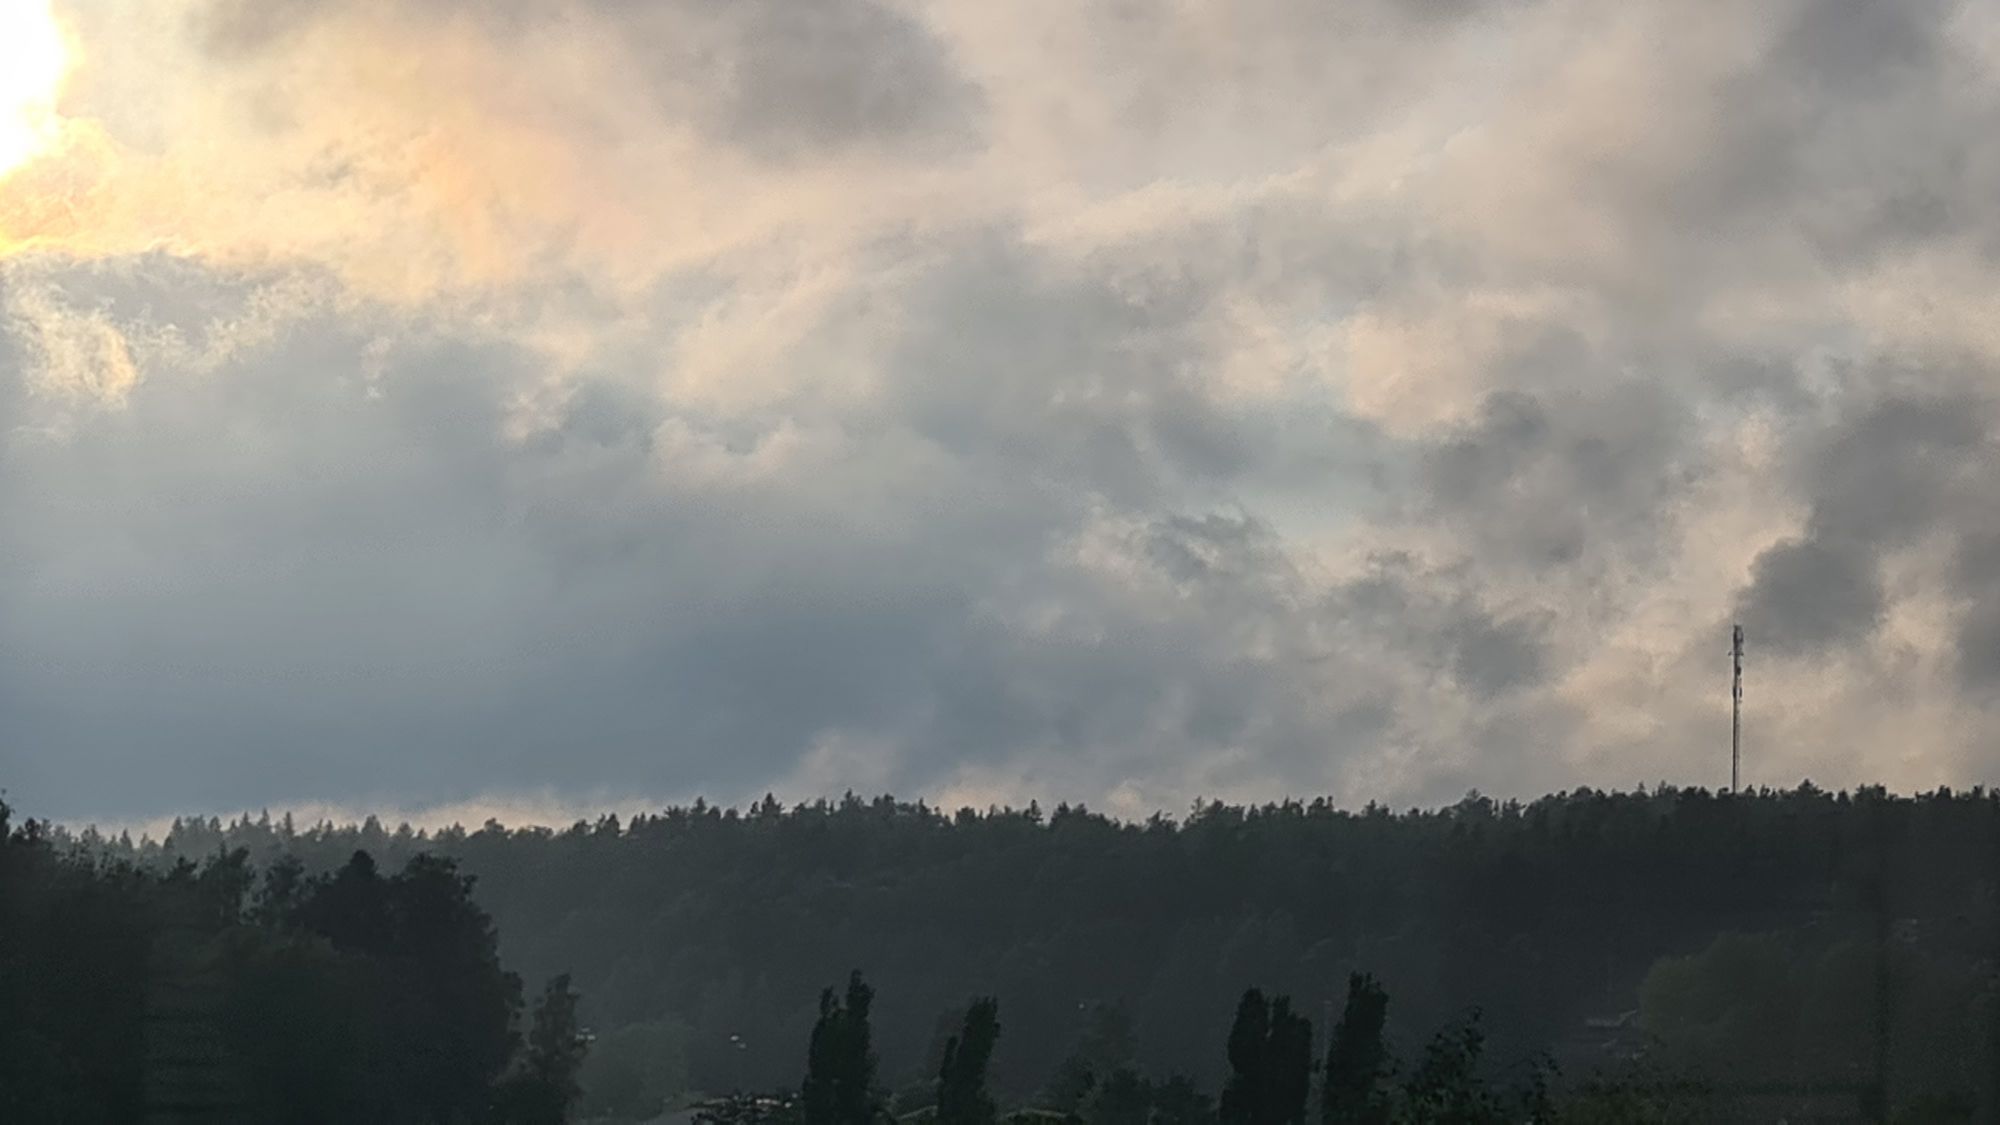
[1731,625,1744,795]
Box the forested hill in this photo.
[80,786,2000,1111]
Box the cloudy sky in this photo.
[4,0,2000,826]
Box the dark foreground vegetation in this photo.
[0,800,586,1122]
[9,784,2000,1121]
[708,970,1575,1125]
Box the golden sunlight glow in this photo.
[0,0,71,178]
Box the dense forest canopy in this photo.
[38,784,1999,1121]
[0,801,586,1123]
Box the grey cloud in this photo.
[189,0,985,160]
[188,0,323,54]
[26,0,2000,823]
[1424,392,1551,519]
[1736,536,1884,654]
[1953,535,2000,691]
[1444,611,1550,699]
[0,245,1377,820]
[1419,383,1694,575]
[1142,513,1281,587]
[675,0,983,160]
[1799,395,1984,544]
[1955,599,2000,694]
[1773,0,1948,95]
[886,237,1254,505]
[0,231,1577,822]
[1952,532,2000,589]
[1734,392,1999,659]
[1329,553,1556,700]
[1732,0,2000,268]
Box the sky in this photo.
[4,0,2000,827]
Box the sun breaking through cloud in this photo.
[0,0,70,178]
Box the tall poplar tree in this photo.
[804,972,879,1125]
[935,997,1000,1125]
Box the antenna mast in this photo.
[1730,625,1744,795]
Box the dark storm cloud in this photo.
[1773,0,1947,93]
[660,0,984,160]
[1736,537,1885,653]
[886,239,1253,504]
[1728,0,2000,270]
[1803,396,1985,543]
[1736,394,1994,655]
[1950,502,2000,691]
[1331,553,1555,700]
[1954,599,2000,693]
[1443,610,1550,699]
[0,222,1579,822]
[0,243,1322,820]
[22,0,2000,823]
[1418,383,1694,574]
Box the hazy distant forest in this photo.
[7,785,2000,1122]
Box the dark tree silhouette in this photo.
[1081,1068,1151,1125]
[1220,990,1310,1125]
[1220,990,1269,1125]
[1321,973,1389,1125]
[1043,1003,1138,1113]
[1077,1068,1215,1125]
[1263,998,1311,1125]
[936,998,1001,1125]
[494,973,591,1124]
[1398,1013,1505,1125]
[29,784,2000,1119]
[0,802,153,1121]
[0,806,580,1125]
[804,971,880,1125]
[1150,1073,1218,1125]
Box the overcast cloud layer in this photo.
[6,0,2000,824]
